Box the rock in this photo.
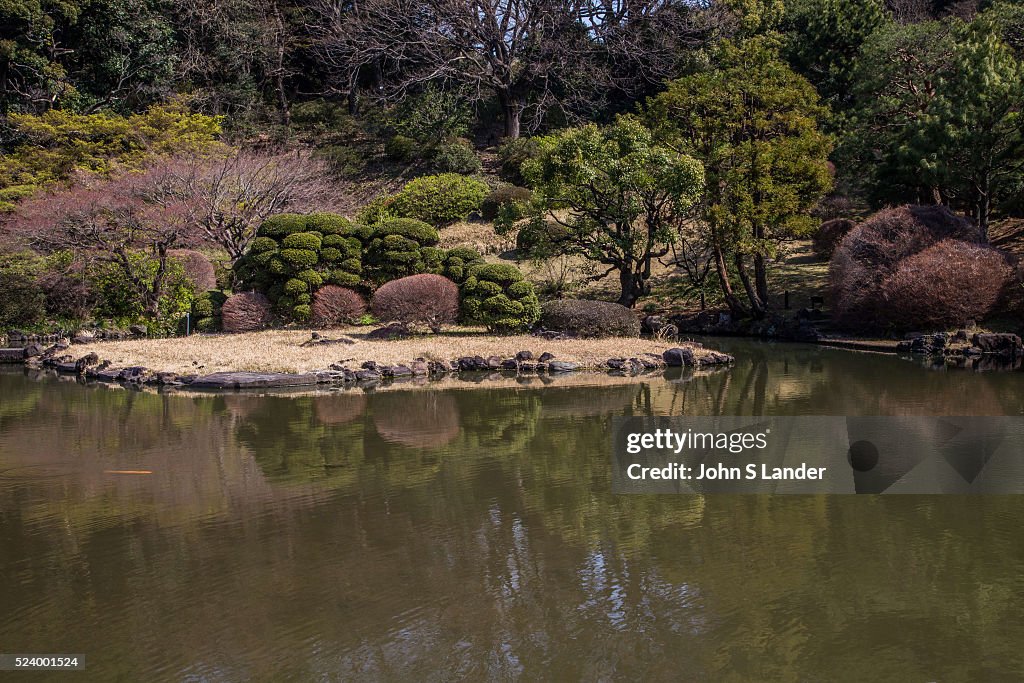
[547,360,578,373]
[355,369,381,382]
[458,356,477,372]
[639,356,661,370]
[300,334,356,348]
[74,352,100,373]
[365,322,410,340]
[129,324,147,336]
[663,347,695,367]
[486,355,503,369]
[538,352,555,362]
[72,331,95,344]
[964,346,984,357]
[410,361,429,376]
[427,361,450,375]
[972,333,1022,355]
[190,371,319,389]
[641,315,667,335]
[953,329,969,342]
[391,365,413,377]
[515,350,534,361]
[22,343,43,358]
[0,348,24,363]
[361,360,380,370]
[155,372,180,385]
[378,365,395,377]
[606,358,628,370]
[501,359,518,370]
[699,351,734,366]
[518,361,538,372]
[796,307,827,322]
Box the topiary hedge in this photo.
[234,212,364,321]
[388,173,488,226]
[538,299,640,337]
[188,289,228,332]
[460,263,540,332]
[362,217,441,284]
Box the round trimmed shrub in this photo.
[812,219,855,259]
[460,263,540,332]
[371,274,459,332]
[169,250,217,292]
[222,292,274,332]
[830,205,986,330]
[879,240,1012,330]
[363,218,441,283]
[481,184,532,221]
[432,140,481,174]
[516,220,570,258]
[497,137,542,186]
[311,285,367,327]
[437,246,484,284]
[389,173,488,226]
[234,212,365,321]
[539,299,640,337]
[187,289,228,332]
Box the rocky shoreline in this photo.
[2,336,734,392]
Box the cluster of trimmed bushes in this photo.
[538,299,641,337]
[830,205,1015,331]
[216,211,543,333]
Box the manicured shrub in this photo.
[878,240,1012,330]
[437,246,485,284]
[222,292,274,332]
[311,286,367,327]
[432,139,481,174]
[481,184,532,221]
[362,218,441,283]
[812,219,855,259]
[515,220,570,258]
[169,249,217,292]
[538,299,641,337]
[388,174,488,226]
[371,274,460,331]
[497,137,542,186]
[831,205,987,330]
[460,263,540,332]
[234,212,365,321]
[188,290,228,333]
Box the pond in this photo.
[1,340,1023,680]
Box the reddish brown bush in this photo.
[878,240,1012,330]
[812,219,855,259]
[831,205,987,329]
[370,274,459,332]
[169,249,217,292]
[221,292,274,332]
[310,285,367,327]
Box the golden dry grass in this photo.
[71,327,712,375]
[438,221,515,255]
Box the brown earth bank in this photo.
[8,327,734,391]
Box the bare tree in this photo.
[168,150,338,261]
[664,220,714,310]
[310,0,705,138]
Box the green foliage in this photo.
[386,84,472,144]
[362,218,441,283]
[0,103,221,204]
[782,0,887,106]
[388,173,489,226]
[90,254,193,334]
[235,212,365,321]
[497,137,543,185]
[481,184,533,221]
[188,290,228,333]
[649,39,833,316]
[460,263,540,332]
[437,247,485,284]
[384,135,420,162]
[523,115,704,307]
[0,251,46,329]
[432,139,481,174]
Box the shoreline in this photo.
[6,328,735,392]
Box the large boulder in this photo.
[972,333,1022,355]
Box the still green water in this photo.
[1,340,1023,681]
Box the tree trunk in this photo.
[712,241,749,318]
[271,3,290,127]
[617,268,642,308]
[975,171,991,241]
[498,91,523,139]
[734,254,766,319]
[754,252,769,308]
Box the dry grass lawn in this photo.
[72,327,711,375]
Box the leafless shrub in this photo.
[169,249,217,292]
[370,274,459,332]
[222,291,274,332]
[311,285,367,327]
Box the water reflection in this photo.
[1,341,1023,680]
